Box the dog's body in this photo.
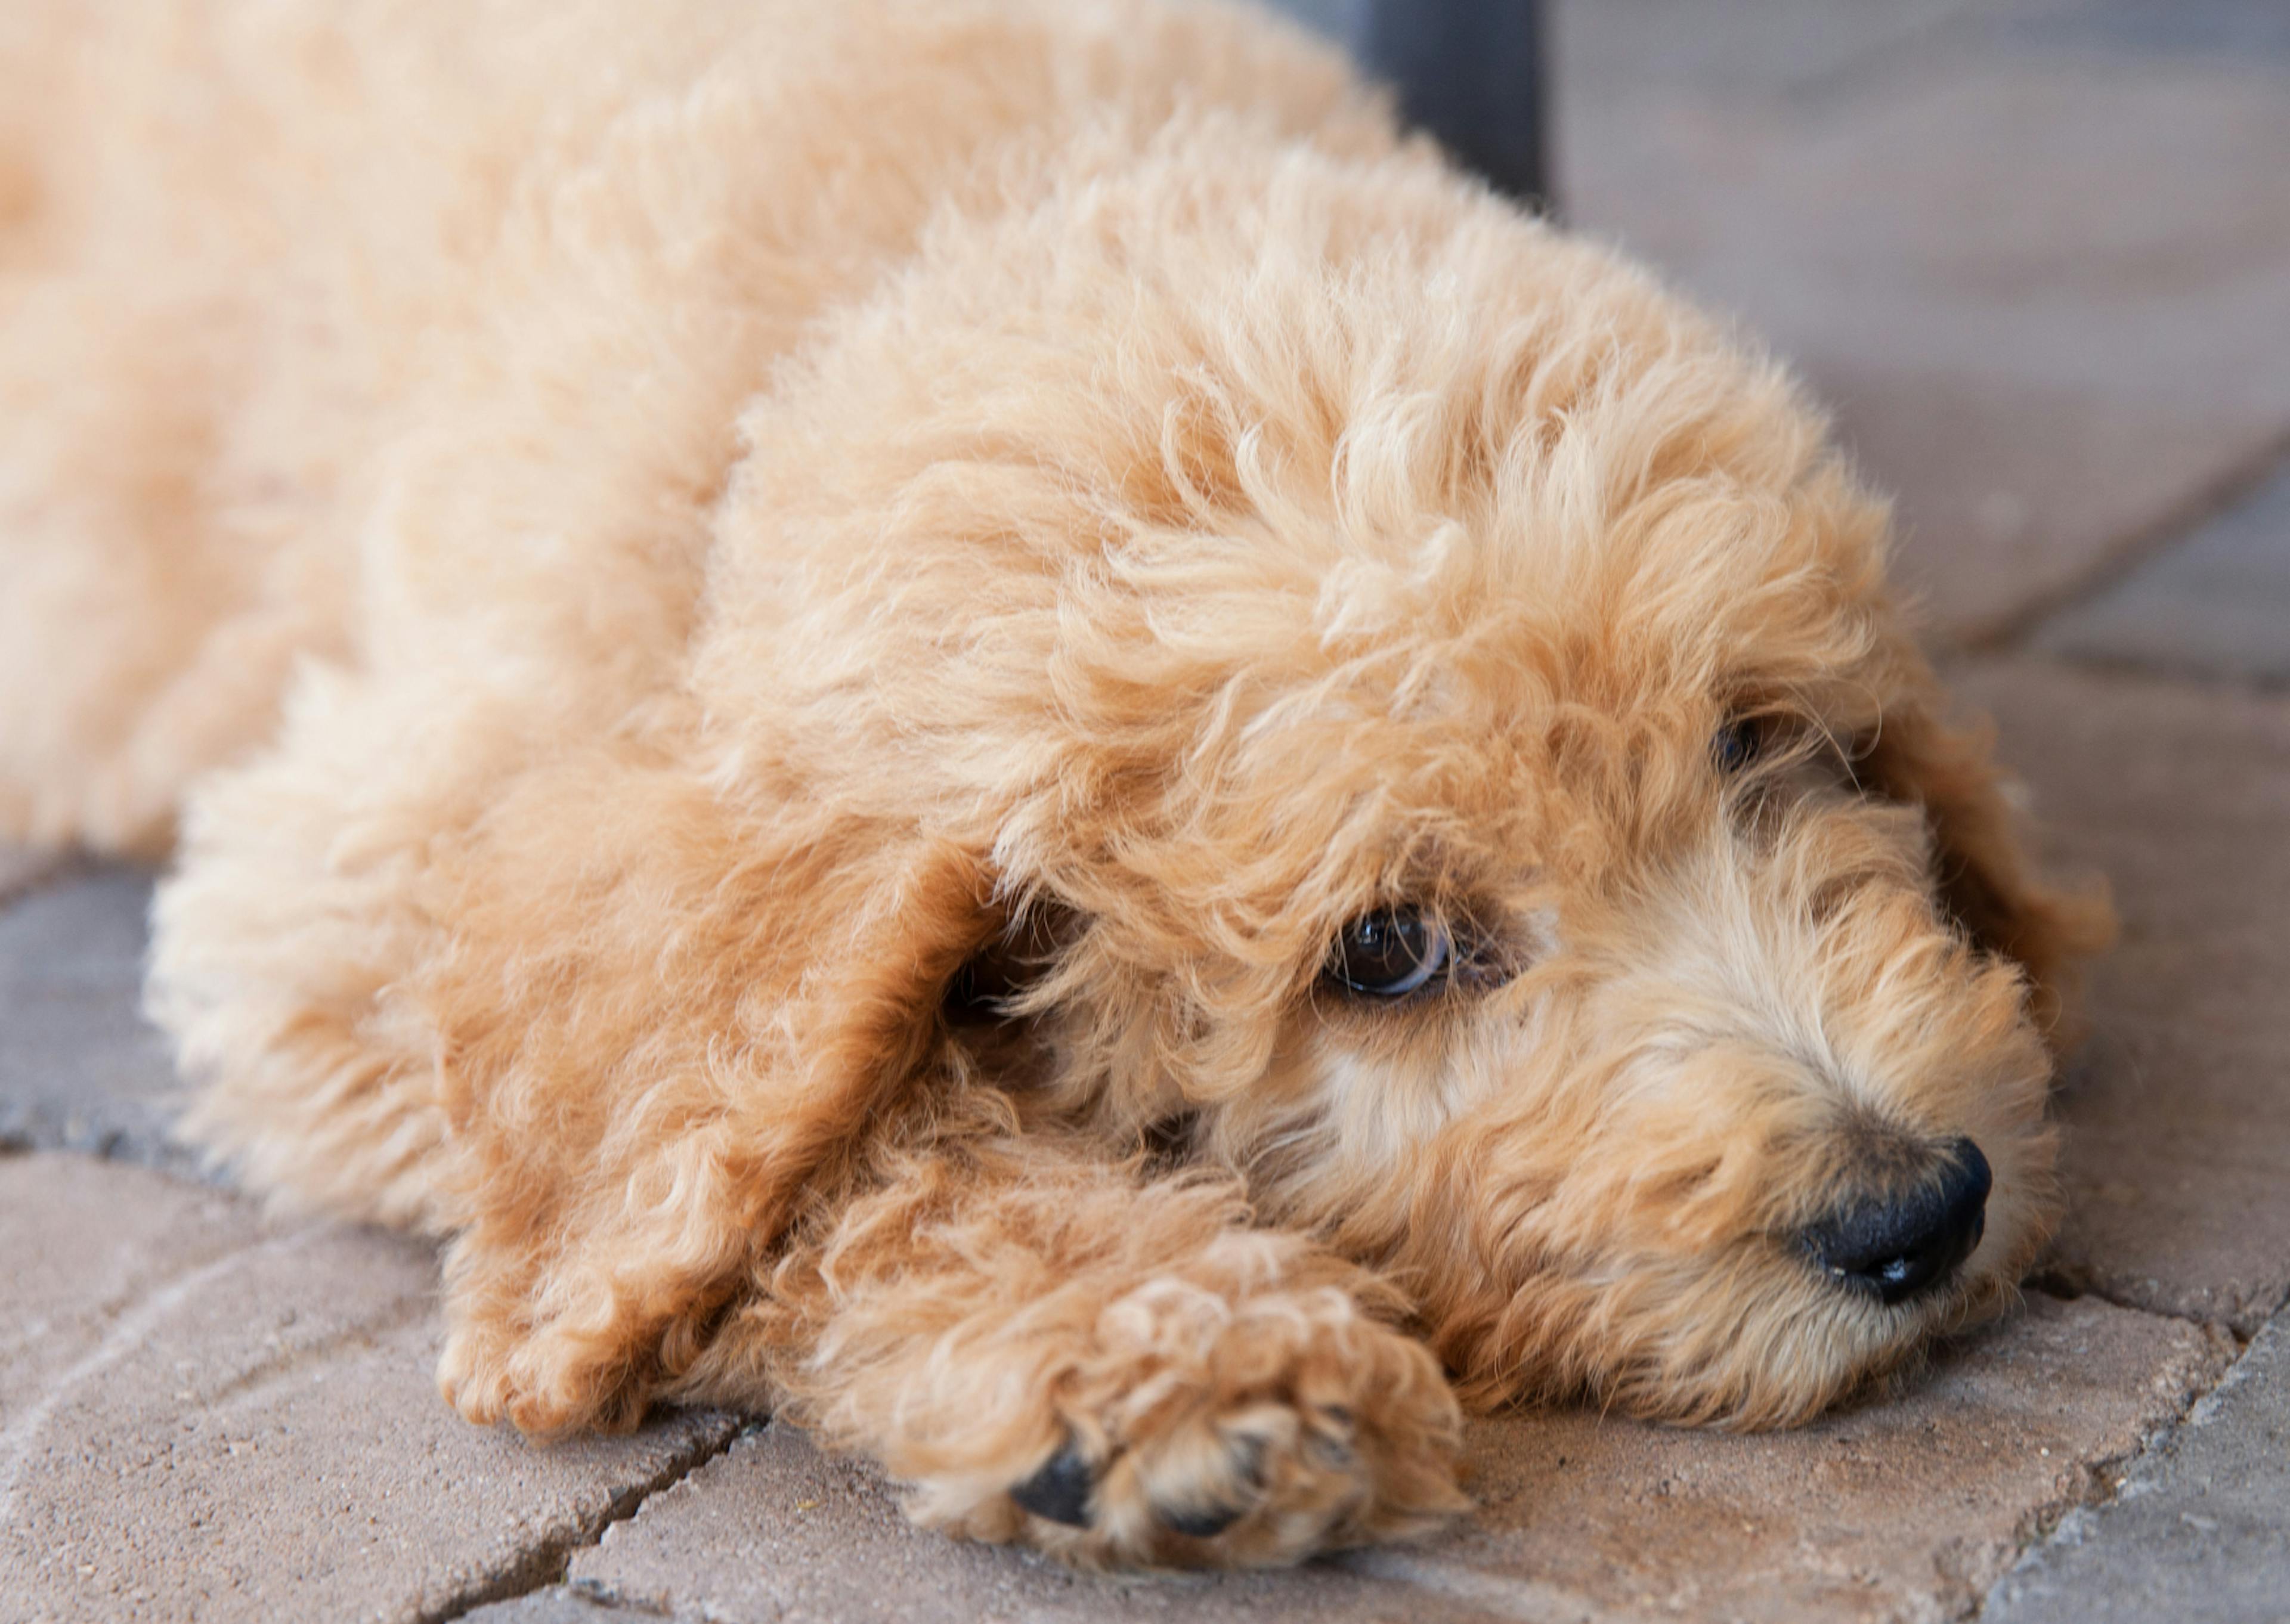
[2,0,2103,1569]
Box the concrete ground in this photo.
[5,1,2289,1619]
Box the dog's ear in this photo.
[419,748,997,1437]
[1859,695,2113,1044]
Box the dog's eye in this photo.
[1325,907,1452,999]
[1713,714,1765,774]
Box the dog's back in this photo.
[0,0,1375,854]
[0,0,744,850]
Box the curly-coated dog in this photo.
[1,0,2107,1569]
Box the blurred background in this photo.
[1271,0,2290,674]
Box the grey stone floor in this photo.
[7,2,2290,1619]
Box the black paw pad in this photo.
[1011,1439,1096,1528]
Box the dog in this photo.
[0,0,2108,1570]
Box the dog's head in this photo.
[703,142,2109,1427]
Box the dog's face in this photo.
[972,445,2070,1428]
[713,171,2098,1428]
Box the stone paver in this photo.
[1958,661,2290,1331]
[1,1152,267,1437]
[0,867,189,1171]
[1984,1307,2290,1624]
[0,1154,741,1624]
[550,1296,2214,1624]
[1818,371,2280,646]
[1556,0,2290,639]
[460,1589,643,1623]
[2035,456,2290,686]
[0,845,64,906]
[1377,1296,2219,1624]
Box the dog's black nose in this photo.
[1803,1138,1991,1306]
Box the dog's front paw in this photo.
[437,1309,652,1439]
[933,1279,1468,1567]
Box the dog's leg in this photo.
[685,1126,1469,1569]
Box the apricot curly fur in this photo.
[1,0,2108,1569]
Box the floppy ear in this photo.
[1860,692,2113,1045]
[419,747,997,1437]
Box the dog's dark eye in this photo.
[1713,714,1764,774]
[1325,907,1452,999]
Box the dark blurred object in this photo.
[1357,0,1549,209]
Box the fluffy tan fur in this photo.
[1,0,2108,1569]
